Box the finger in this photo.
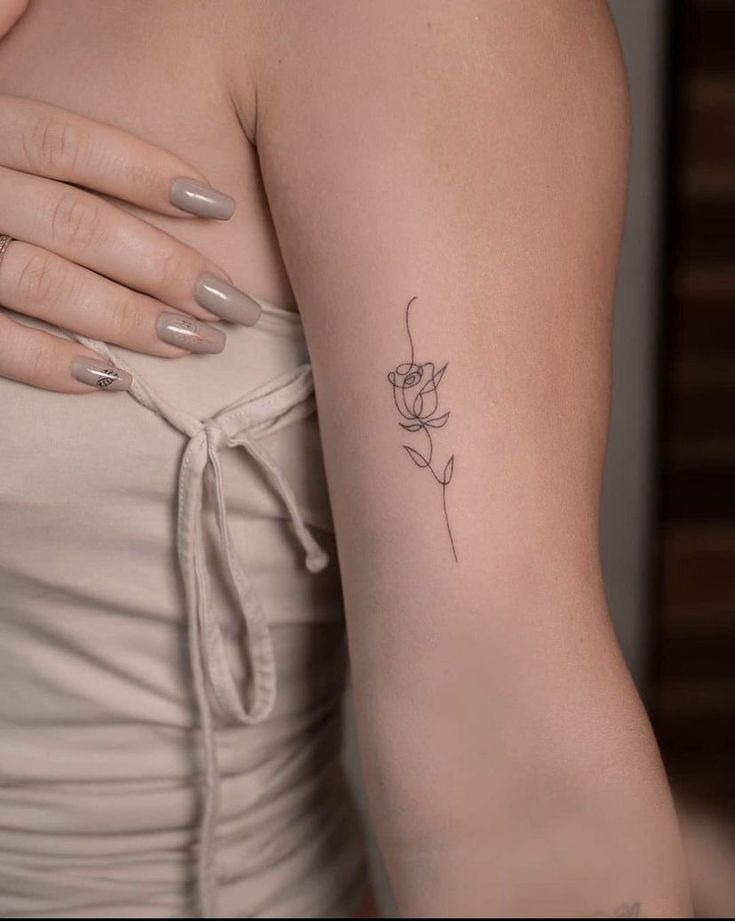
[0,241,226,357]
[0,95,235,219]
[0,168,261,324]
[0,311,132,394]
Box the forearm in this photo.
[350,582,692,918]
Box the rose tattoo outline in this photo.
[387,296,458,562]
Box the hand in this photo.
[0,94,262,393]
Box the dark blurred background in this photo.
[650,0,735,914]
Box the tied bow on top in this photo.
[75,339,330,918]
[175,363,329,918]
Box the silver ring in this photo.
[0,234,12,271]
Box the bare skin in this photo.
[0,6,279,392]
[0,1,692,917]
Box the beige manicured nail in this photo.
[156,312,225,353]
[194,273,262,326]
[169,178,235,220]
[71,357,132,391]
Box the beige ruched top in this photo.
[0,298,369,917]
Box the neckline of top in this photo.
[255,295,304,326]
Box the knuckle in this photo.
[23,114,86,176]
[124,158,159,196]
[0,314,56,388]
[0,316,13,365]
[148,243,195,292]
[100,289,156,351]
[106,294,151,346]
[15,250,63,306]
[48,191,103,251]
[19,337,55,388]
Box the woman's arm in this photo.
[238,0,691,915]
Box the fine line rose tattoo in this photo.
[387,296,458,562]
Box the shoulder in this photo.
[221,0,629,253]
[222,0,627,126]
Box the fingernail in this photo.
[169,178,235,220]
[156,312,226,353]
[71,357,132,391]
[194,273,262,326]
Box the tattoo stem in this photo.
[442,479,458,562]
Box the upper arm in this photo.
[243,0,631,826]
[247,0,629,580]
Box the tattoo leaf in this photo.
[429,362,448,389]
[403,445,430,468]
[425,411,450,428]
[443,455,454,485]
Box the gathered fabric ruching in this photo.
[76,331,335,917]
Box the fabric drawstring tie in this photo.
[177,393,329,917]
[75,337,330,918]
